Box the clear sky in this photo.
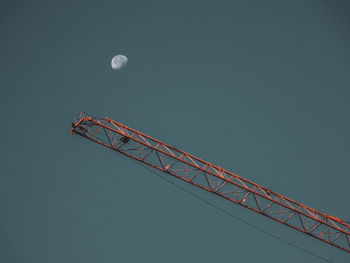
[1,1,350,262]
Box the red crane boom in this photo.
[71,112,350,253]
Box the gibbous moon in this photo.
[111,55,128,70]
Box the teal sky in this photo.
[1,1,350,262]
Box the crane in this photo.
[71,112,350,253]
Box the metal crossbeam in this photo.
[71,112,350,253]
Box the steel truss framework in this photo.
[71,113,350,253]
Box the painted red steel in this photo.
[71,112,350,253]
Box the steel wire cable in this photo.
[129,158,334,263]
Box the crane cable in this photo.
[130,158,334,263]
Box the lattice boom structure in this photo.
[71,113,350,253]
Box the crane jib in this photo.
[71,112,350,254]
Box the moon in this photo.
[111,55,128,70]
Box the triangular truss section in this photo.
[71,113,350,254]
